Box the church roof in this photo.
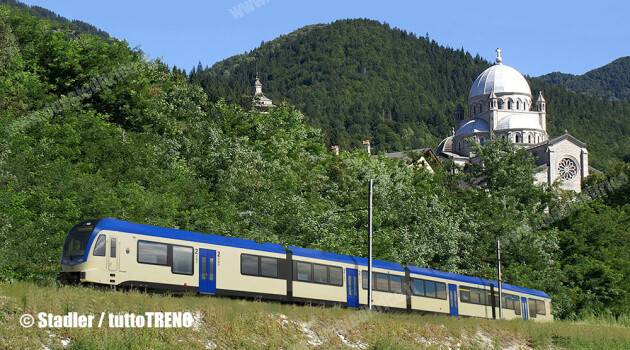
[455,118,489,136]
[496,114,544,131]
[469,49,531,98]
[548,132,586,148]
[385,148,441,164]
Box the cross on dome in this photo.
[496,48,503,64]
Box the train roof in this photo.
[407,265,550,299]
[95,218,286,254]
[289,246,405,272]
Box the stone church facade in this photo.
[436,49,589,192]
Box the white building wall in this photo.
[548,139,587,192]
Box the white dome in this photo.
[496,114,543,131]
[455,119,489,137]
[469,64,531,98]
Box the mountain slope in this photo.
[193,19,630,169]
[193,19,489,151]
[539,57,630,101]
[0,0,110,39]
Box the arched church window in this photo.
[515,133,522,143]
[479,104,483,113]
[528,135,532,143]
[508,100,513,110]
[517,100,521,110]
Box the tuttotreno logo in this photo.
[19,312,195,328]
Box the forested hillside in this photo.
[0,0,110,39]
[0,4,628,320]
[191,19,630,169]
[539,57,630,102]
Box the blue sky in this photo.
[22,0,630,76]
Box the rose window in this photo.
[558,158,578,181]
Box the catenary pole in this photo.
[497,239,503,319]
[368,179,373,311]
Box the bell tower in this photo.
[536,91,547,133]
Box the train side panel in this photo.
[408,273,450,315]
[290,256,352,304]
[358,268,407,310]
[216,245,286,298]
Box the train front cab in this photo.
[60,218,289,300]
[59,220,104,285]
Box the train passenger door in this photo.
[346,268,359,308]
[107,236,118,272]
[521,297,528,320]
[448,284,459,316]
[199,249,216,295]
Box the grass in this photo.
[0,282,629,349]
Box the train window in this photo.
[470,289,481,304]
[208,257,215,280]
[293,261,343,286]
[201,257,207,280]
[412,279,425,296]
[437,282,448,299]
[501,294,520,312]
[460,286,494,306]
[375,273,389,291]
[110,238,117,258]
[479,289,492,305]
[425,280,437,298]
[536,300,546,315]
[389,275,403,293]
[260,257,278,278]
[313,264,328,283]
[62,225,93,259]
[93,235,106,256]
[296,261,312,281]
[528,299,537,318]
[138,241,168,265]
[172,245,193,275]
[363,271,405,294]
[241,254,260,276]
[460,288,471,302]
[241,254,280,278]
[348,277,353,296]
[329,267,343,286]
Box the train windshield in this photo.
[62,223,95,261]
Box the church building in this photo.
[436,49,589,192]
[252,74,274,112]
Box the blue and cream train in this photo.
[59,218,552,321]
